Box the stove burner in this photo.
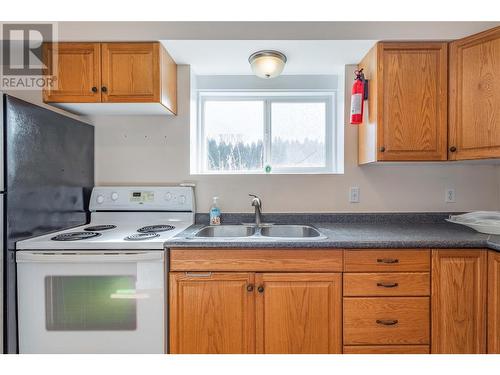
[137,225,175,233]
[84,225,117,232]
[51,232,101,241]
[124,233,160,241]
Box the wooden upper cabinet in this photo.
[358,42,448,163]
[42,42,177,115]
[169,272,255,354]
[43,43,101,103]
[449,27,500,160]
[255,273,342,354]
[431,249,487,354]
[101,43,160,103]
[488,251,500,354]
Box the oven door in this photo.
[16,251,165,354]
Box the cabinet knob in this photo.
[101,86,108,93]
[380,146,386,152]
[257,286,264,293]
[449,146,457,152]
[246,284,254,292]
[91,86,98,93]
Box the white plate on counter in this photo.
[446,211,500,234]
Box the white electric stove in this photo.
[15,186,195,354]
[17,186,195,250]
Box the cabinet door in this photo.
[255,273,342,354]
[449,27,500,160]
[489,251,500,354]
[431,250,487,353]
[43,43,101,103]
[378,43,448,161]
[101,42,160,102]
[169,272,255,354]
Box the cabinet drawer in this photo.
[343,297,430,345]
[343,345,429,354]
[344,250,430,272]
[343,273,430,296]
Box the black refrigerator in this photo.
[1,94,94,353]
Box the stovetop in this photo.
[16,211,194,250]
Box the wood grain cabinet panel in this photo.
[449,27,500,160]
[488,250,500,353]
[169,249,343,272]
[43,43,101,103]
[343,297,430,345]
[255,273,342,354]
[358,42,448,163]
[344,249,430,272]
[431,249,487,354]
[169,272,255,354]
[343,272,430,297]
[101,42,159,102]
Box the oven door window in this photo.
[45,275,137,331]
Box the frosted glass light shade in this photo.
[248,50,287,79]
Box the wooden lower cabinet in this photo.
[169,272,255,354]
[256,273,342,354]
[168,248,499,354]
[431,249,488,353]
[489,251,500,353]
[169,271,342,354]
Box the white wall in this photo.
[7,66,500,213]
[86,65,500,213]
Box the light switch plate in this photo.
[349,187,360,203]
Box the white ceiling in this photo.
[164,40,376,75]
[56,22,499,41]
[50,21,499,76]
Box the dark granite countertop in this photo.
[165,213,500,251]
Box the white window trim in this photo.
[194,91,339,175]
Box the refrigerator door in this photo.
[4,95,94,353]
[1,95,4,192]
[5,95,94,249]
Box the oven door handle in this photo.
[16,251,164,263]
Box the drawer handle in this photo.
[185,272,212,277]
[376,282,399,288]
[377,258,399,264]
[246,284,254,292]
[376,319,399,326]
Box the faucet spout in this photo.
[249,194,262,227]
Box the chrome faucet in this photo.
[249,194,262,226]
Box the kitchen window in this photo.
[194,93,338,174]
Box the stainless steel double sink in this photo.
[190,224,326,240]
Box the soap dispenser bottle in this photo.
[209,197,221,225]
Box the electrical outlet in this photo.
[349,187,360,203]
[445,188,456,203]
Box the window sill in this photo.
[190,171,343,176]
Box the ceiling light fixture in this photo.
[248,50,287,79]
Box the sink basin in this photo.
[193,225,256,238]
[260,225,323,238]
[190,224,325,240]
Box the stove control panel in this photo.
[90,186,195,212]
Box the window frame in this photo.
[196,91,337,175]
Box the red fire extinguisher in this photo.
[350,69,367,125]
